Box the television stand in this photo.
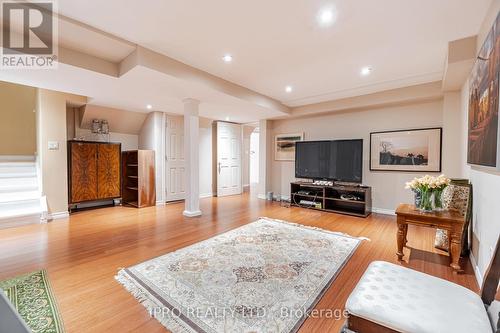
[290,181,372,218]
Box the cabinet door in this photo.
[97,143,121,199]
[70,142,98,203]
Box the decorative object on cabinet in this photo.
[68,141,121,210]
[122,150,156,208]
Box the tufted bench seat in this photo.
[345,261,494,333]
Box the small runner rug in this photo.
[116,217,362,333]
[0,270,65,333]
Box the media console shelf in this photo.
[290,181,372,217]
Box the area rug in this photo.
[0,270,65,333]
[116,217,362,333]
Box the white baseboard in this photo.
[49,211,69,220]
[371,207,396,215]
[243,184,250,188]
[257,194,267,200]
[469,253,483,286]
[156,200,166,206]
[183,210,202,217]
[200,193,214,198]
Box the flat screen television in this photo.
[295,139,363,183]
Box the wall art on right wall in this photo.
[468,11,500,169]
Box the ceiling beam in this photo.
[119,46,290,114]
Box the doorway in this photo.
[215,121,242,197]
[249,128,259,193]
[165,115,186,202]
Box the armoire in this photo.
[67,140,121,209]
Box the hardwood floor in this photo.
[0,193,478,333]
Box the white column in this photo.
[183,98,202,217]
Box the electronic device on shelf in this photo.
[297,190,312,195]
[313,180,334,186]
[340,194,361,201]
[335,181,362,187]
[299,200,322,209]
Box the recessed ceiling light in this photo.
[146,104,152,109]
[225,116,230,121]
[361,67,372,76]
[222,54,233,63]
[285,86,293,93]
[317,6,336,26]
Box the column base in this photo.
[183,210,202,217]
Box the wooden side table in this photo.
[395,204,465,273]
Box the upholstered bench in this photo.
[345,258,499,333]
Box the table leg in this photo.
[403,224,408,246]
[450,232,463,273]
[396,219,406,260]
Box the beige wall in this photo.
[460,0,500,283]
[66,106,139,151]
[36,89,86,215]
[242,125,256,187]
[0,81,36,155]
[80,104,147,135]
[199,118,213,197]
[270,98,463,212]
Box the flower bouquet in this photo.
[405,175,451,212]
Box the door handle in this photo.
[218,162,221,174]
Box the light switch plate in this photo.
[48,141,59,150]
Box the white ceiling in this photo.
[0,0,492,123]
[0,63,283,123]
[57,0,492,106]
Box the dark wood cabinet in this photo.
[97,143,121,199]
[290,181,372,217]
[68,141,121,206]
[122,150,155,208]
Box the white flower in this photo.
[404,174,450,191]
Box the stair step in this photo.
[0,155,35,162]
[0,183,38,193]
[0,200,41,220]
[0,191,40,203]
[0,161,36,167]
[0,172,37,179]
[0,177,37,186]
[0,164,36,174]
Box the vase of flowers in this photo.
[405,175,451,212]
[432,175,450,210]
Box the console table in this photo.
[395,204,465,273]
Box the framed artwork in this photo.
[370,128,442,172]
[467,11,500,170]
[275,133,304,161]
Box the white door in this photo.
[217,122,242,196]
[165,116,186,201]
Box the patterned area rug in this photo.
[0,270,65,333]
[116,217,362,333]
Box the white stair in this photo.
[0,157,46,229]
